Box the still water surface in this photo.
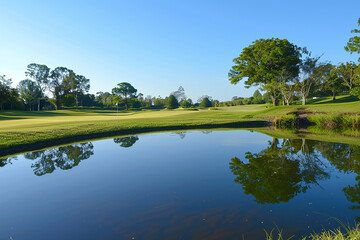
[1,130,360,239]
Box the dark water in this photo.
[1,130,360,239]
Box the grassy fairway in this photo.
[0,106,267,149]
[0,95,359,151]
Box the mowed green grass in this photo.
[0,107,267,148]
[0,95,359,149]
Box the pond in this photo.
[1,130,360,239]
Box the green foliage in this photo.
[229,38,302,105]
[49,66,90,109]
[253,90,263,104]
[274,114,297,128]
[112,82,137,110]
[199,97,212,108]
[165,95,179,109]
[345,17,360,61]
[308,114,360,129]
[17,79,42,107]
[230,138,328,204]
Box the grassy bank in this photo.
[266,223,360,240]
[1,95,359,153]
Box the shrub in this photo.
[199,97,212,108]
[166,95,179,109]
[274,114,297,128]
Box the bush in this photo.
[166,95,179,109]
[199,97,212,108]
[274,114,297,128]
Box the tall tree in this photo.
[49,67,90,109]
[335,62,359,93]
[112,82,137,110]
[25,63,50,111]
[345,17,360,61]
[0,75,13,111]
[73,74,90,106]
[229,38,302,106]
[17,79,42,111]
[49,67,73,109]
[298,55,329,105]
[322,64,342,100]
[171,86,186,102]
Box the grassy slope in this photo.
[0,95,359,149]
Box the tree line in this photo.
[1,18,359,111]
[0,64,90,111]
[228,17,360,106]
[0,65,219,111]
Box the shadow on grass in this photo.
[0,111,75,118]
[308,95,359,105]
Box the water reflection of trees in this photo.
[230,138,330,204]
[0,156,17,167]
[316,142,360,212]
[24,143,94,176]
[113,136,139,148]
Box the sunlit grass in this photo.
[0,95,359,149]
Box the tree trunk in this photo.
[38,98,40,111]
[302,96,306,105]
[332,81,336,100]
[56,96,61,110]
[272,97,279,106]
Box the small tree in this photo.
[166,95,179,109]
[252,90,263,104]
[199,97,213,108]
[179,98,192,108]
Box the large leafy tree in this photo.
[25,63,50,111]
[49,67,90,109]
[345,17,360,61]
[228,38,302,106]
[17,79,42,110]
[112,82,137,110]
[335,62,360,93]
[49,67,73,109]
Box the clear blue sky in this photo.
[0,0,359,101]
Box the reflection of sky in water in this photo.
[0,130,359,240]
